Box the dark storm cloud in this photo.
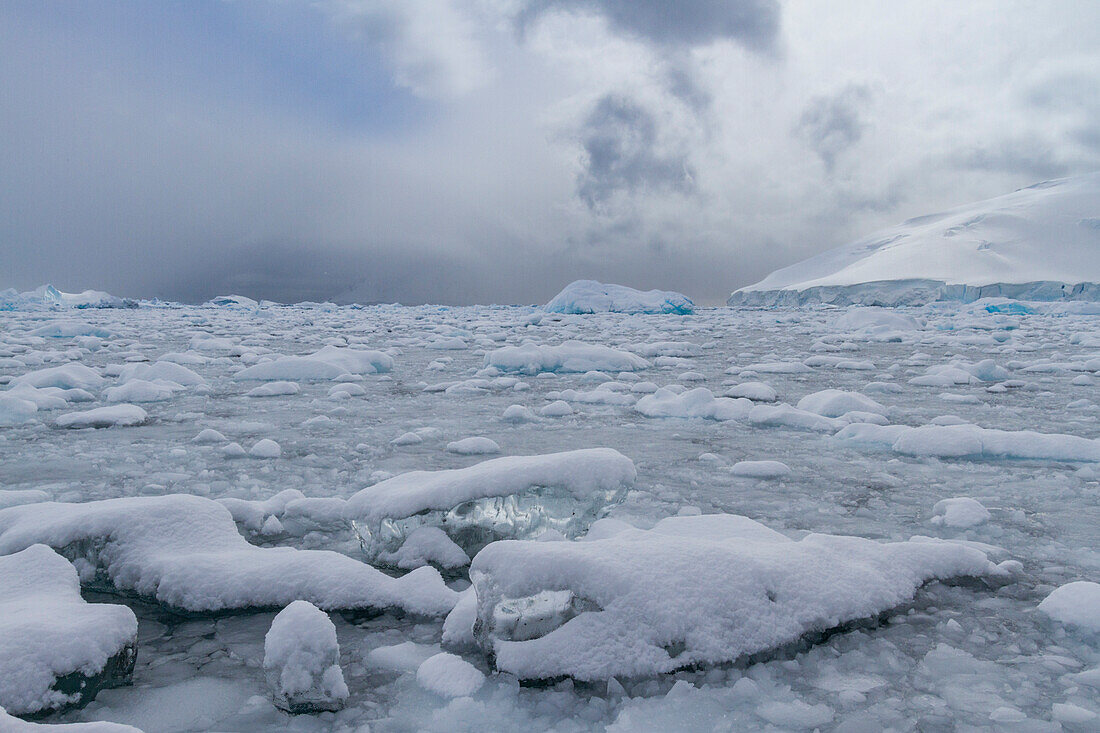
[576,95,695,209]
[517,0,781,52]
[795,85,873,174]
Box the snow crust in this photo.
[545,280,694,315]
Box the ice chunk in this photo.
[11,364,105,391]
[730,460,791,479]
[635,388,752,421]
[486,342,648,374]
[116,361,205,387]
[0,545,137,716]
[263,601,348,714]
[345,449,636,561]
[55,405,148,429]
[501,404,538,423]
[245,381,300,397]
[376,526,471,570]
[234,345,393,380]
[470,513,1006,680]
[0,707,143,731]
[1037,581,1100,633]
[249,438,281,458]
[0,395,38,426]
[539,400,573,417]
[724,381,777,402]
[796,389,886,418]
[416,653,485,698]
[544,280,694,315]
[104,380,178,403]
[0,496,457,615]
[446,437,501,455]
[931,498,991,528]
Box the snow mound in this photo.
[234,346,393,380]
[264,601,348,713]
[931,498,991,528]
[416,652,485,698]
[0,496,457,615]
[732,173,1100,305]
[345,449,636,561]
[446,437,501,455]
[471,513,1007,681]
[1037,581,1100,634]
[486,342,649,374]
[545,280,694,315]
[0,545,137,716]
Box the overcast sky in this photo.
[3,1,1099,304]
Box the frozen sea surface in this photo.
[1,300,1098,731]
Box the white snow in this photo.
[471,513,1005,680]
[415,653,485,698]
[545,280,694,315]
[263,600,348,713]
[0,545,137,716]
[1037,581,1100,634]
[0,496,457,615]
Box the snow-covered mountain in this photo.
[730,172,1100,306]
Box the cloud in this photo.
[516,0,781,52]
[795,85,873,174]
[576,94,696,208]
[327,0,490,97]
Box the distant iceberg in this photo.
[545,280,694,314]
[731,173,1100,306]
[0,284,135,310]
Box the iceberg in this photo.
[545,280,694,315]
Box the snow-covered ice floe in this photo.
[486,342,649,374]
[470,514,1011,681]
[0,545,137,716]
[836,423,1100,462]
[0,496,456,615]
[544,280,694,315]
[234,345,393,380]
[344,449,636,565]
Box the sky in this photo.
[2,0,1099,305]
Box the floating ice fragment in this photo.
[264,601,348,714]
